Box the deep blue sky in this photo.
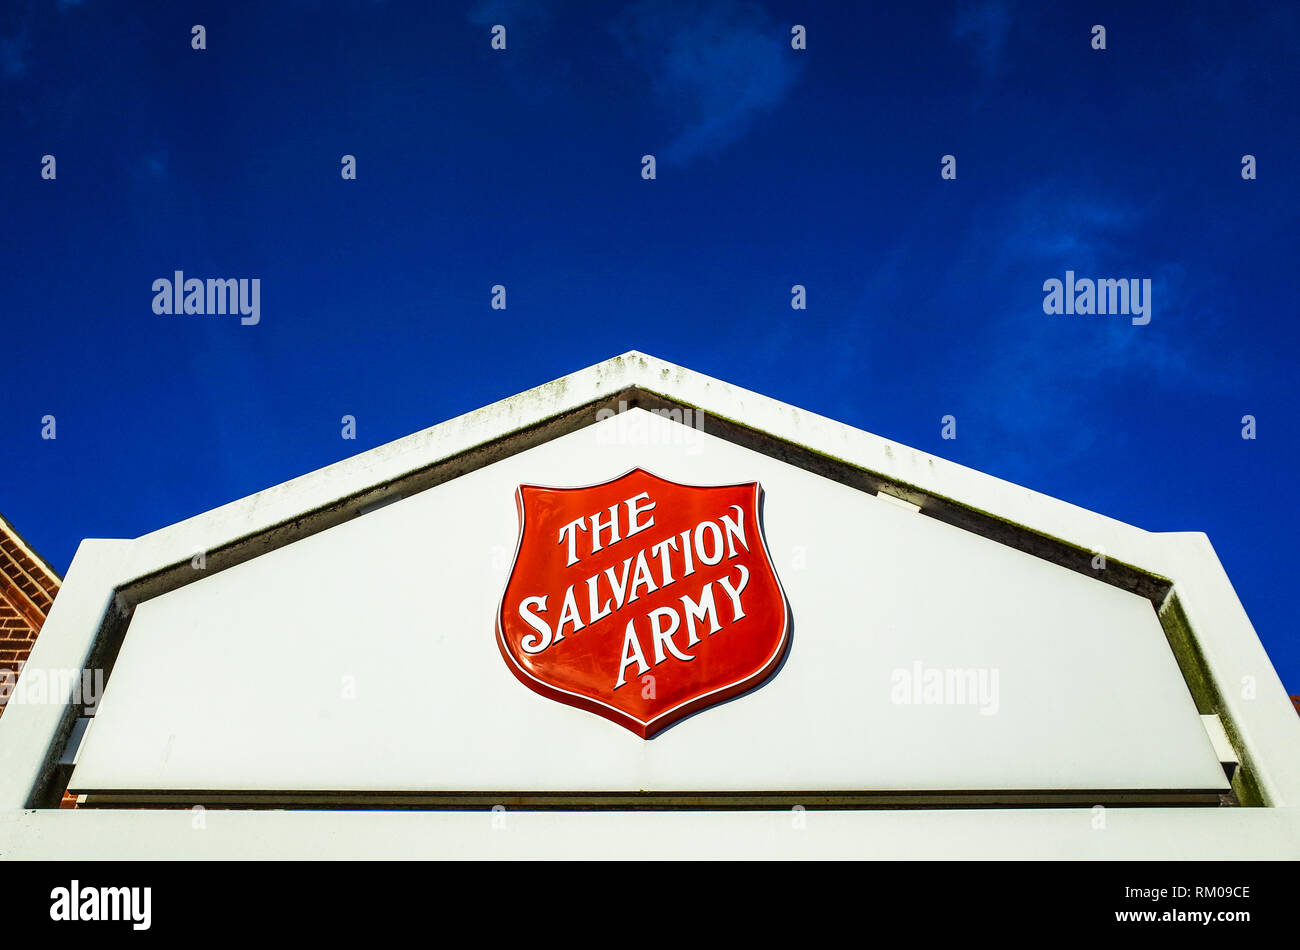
[2,1,1297,688]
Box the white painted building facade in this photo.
[1,352,1297,858]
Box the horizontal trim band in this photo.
[70,788,1227,810]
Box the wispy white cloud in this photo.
[951,0,1013,77]
[611,0,803,164]
[3,0,91,82]
[948,183,1245,472]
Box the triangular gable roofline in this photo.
[0,510,64,584]
[118,350,1174,606]
[5,350,1300,843]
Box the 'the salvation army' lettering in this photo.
[496,469,789,738]
[515,495,752,688]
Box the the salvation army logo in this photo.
[496,468,790,738]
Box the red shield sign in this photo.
[496,468,790,738]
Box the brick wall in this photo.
[0,516,69,805]
[0,600,39,691]
[0,515,62,720]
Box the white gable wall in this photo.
[1,351,1296,858]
